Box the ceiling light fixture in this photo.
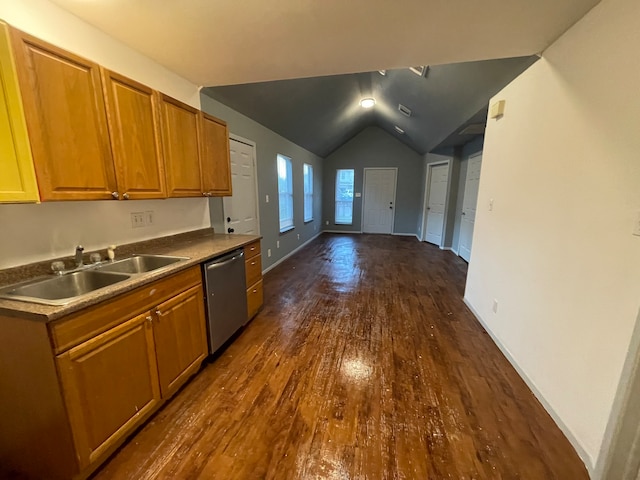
[360,98,376,109]
[409,65,429,77]
[394,126,405,134]
[378,70,387,76]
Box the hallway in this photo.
[94,234,587,479]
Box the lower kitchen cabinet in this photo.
[0,266,208,480]
[153,284,207,398]
[244,240,264,321]
[56,312,161,470]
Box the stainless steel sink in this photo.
[0,270,131,306]
[97,254,188,274]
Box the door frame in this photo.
[361,167,398,234]
[420,159,452,246]
[457,152,482,259]
[225,133,260,235]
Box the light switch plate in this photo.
[633,211,640,236]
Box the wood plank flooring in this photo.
[93,234,588,479]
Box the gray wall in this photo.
[200,93,323,271]
[322,126,423,235]
[451,137,484,252]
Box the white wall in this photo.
[464,0,640,473]
[0,0,210,269]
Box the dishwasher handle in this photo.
[206,250,244,270]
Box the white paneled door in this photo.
[425,163,449,245]
[458,153,482,262]
[362,168,397,234]
[223,138,259,235]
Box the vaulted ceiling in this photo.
[203,57,538,157]
[48,0,599,156]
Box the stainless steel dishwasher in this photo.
[203,248,248,354]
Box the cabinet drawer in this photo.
[243,240,261,260]
[246,279,263,321]
[245,254,262,288]
[50,266,202,354]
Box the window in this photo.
[335,169,355,224]
[303,164,313,222]
[277,154,294,232]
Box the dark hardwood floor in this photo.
[94,234,588,479]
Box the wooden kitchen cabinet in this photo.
[101,69,166,200]
[244,240,263,320]
[0,266,207,480]
[153,284,208,398]
[200,112,232,196]
[0,22,39,203]
[56,312,161,470]
[10,28,117,201]
[159,94,203,197]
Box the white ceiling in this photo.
[49,0,600,87]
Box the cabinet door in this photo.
[56,313,160,469]
[153,284,207,398]
[11,28,117,201]
[101,69,166,200]
[200,112,232,196]
[0,22,38,203]
[159,94,202,197]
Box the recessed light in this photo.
[394,126,405,134]
[360,98,376,109]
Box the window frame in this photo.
[277,154,294,233]
[303,163,314,223]
[335,168,355,225]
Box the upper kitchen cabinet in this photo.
[101,69,166,200]
[200,113,232,196]
[158,94,203,198]
[0,22,38,203]
[10,28,117,201]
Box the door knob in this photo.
[228,227,235,233]
[227,217,231,222]
[462,212,466,215]
[389,206,393,209]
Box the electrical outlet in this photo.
[131,212,145,228]
[633,211,640,237]
[489,199,494,211]
[276,240,280,248]
[325,221,329,226]
[297,234,300,240]
[145,210,154,226]
[492,299,499,314]
[267,249,272,257]
[266,194,269,203]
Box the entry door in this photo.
[425,164,449,245]
[223,138,258,234]
[362,168,397,234]
[458,154,482,262]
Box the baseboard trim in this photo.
[451,248,459,256]
[392,232,417,237]
[262,232,322,274]
[439,246,452,251]
[322,230,362,234]
[462,298,594,475]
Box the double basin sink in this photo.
[0,255,189,306]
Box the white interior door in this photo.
[425,163,449,245]
[362,168,397,234]
[458,154,482,262]
[223,138,259,235]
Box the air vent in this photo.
[398,104,412,117]
[394,126,405,134]
[458,123,486,135]
[409,66,429,77]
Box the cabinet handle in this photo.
[123,192,130,200]
[146,315,153,324]
[156,309,164,318]
[111,191,119,199]
[251,261,256,265]
[252,289,257,293]
[250,247,256,251]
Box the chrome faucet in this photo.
[75,245,84,267]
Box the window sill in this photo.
[279,226,295,234]
[304,219,313,224]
